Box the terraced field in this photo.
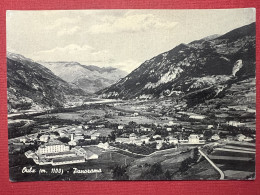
[209,141,255,179]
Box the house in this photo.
[156,140,164,149]
[20,137,28,143]
[39,135,49,143]
[131,139,143,146]
[244,137,253,142]
[208,125,214,129]
[115,137,130,143]
[59,130,68,137]
[68,140,77,146]
[131,112,139,117]
[91,132,101,140]
[25,150,35,158]
[236,134,246,142]
[153,135,161,139]
[140,126,151,132]
[227,121,246,127]
[72,147,98,159]
[188,134,200,144]
[211,134,220,141]
[168,137,178,145]
[74,135,84,140]
[118,125,124,130]
[129,133,137,140]
[140,135,150,143]
[168,121,178,126]
[166,127,172,132]
[97,142,110,149]
[96,124,105,128]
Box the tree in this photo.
[58,137,70,143]
[112,165,129,180]
[165,170,172,180]
[179,157,193,173]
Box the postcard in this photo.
[7,9,256,181]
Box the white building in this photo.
[236,134,246,142]
[153,135,161,139]
[211,134,220,141]
[37,140,70,154]
[72,147,99,159]
[140,126,151,132]
[52,156,85,166]
[168,137,178,145]
[188,134,200,144]
[118,125,124,130]
[166,127,172,131]
[129,133,137,140]
[39,135,49,143]
[91,133,101,140]
[227,121,245,127]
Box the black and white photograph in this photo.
[7,9,256,181]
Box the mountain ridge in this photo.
[97,22,256,105]
[39,61,127,93]
[7,53,86,113]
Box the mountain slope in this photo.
[38,61,127,93]
[97,22,255,102]
[7,52,86,113]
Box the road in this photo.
[198,148,225,180]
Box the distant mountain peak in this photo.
[38,61,127,93]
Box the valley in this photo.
[7,21,256,181]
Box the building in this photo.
[25,150,35,158]
[140,135,150,143]
[39,135,49,143]
[168,137,178,145]
[153,135,161,139]
[44,151,76,159]
[129,133,137,140]
[188,134,200,144]
[37,140,70,154]
[91,132,101,140]
[211,134,220,141]
[52,156,85,166]
[72,147,99,159]
[236,134,246,142]
[97,142,110,149]
[227,121,246,127]
[244,137,253,142]
[131,112,139,117]
[20,137,27,143]
[115,137,130,143]
[166,127,172,132]
[140,126,151,132]
[118,125,124,130]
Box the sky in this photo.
[7,9,255,73]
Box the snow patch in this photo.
[232,59,243,76]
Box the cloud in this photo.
[31,44,113,64]
[57,26,80,36]
[88,13,178,34]
[45,17,80,30]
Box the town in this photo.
[8,96,256,181]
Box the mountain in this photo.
[38,61,127,93]
[7,52,86,113]
[97,22,255,105]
